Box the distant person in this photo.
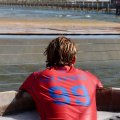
[19,36,103,120]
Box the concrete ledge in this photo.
[0,88,120,116]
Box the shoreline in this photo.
[0,18,120,34]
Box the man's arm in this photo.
[15,89,26,99]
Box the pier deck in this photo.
[113,0,120,15]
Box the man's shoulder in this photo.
[74,68,97,78]
[74,67,86,74]
[32,68,53,76]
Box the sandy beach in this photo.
[0,18,120,34]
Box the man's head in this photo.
[44,36,77,67]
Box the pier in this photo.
[112,0,120,14]
[0,0,119,15]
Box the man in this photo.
[19,36,103,120]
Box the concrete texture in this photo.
[1,111,120,120]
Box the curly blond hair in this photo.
[44,36,77,67]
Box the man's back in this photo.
[20,66,102,120]
[19,37,102,120]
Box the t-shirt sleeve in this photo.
[19,73,35,92]
[96,78,103,88]
[86,71,103,88]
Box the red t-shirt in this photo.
[19,66,103,120]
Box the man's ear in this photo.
[72,56,76,65]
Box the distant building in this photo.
[112,0,120,4]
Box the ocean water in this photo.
[0,35,120,91]
[0,6,120,22]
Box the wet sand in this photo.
[0,18,120,34]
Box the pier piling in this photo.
[0,0,119,15]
